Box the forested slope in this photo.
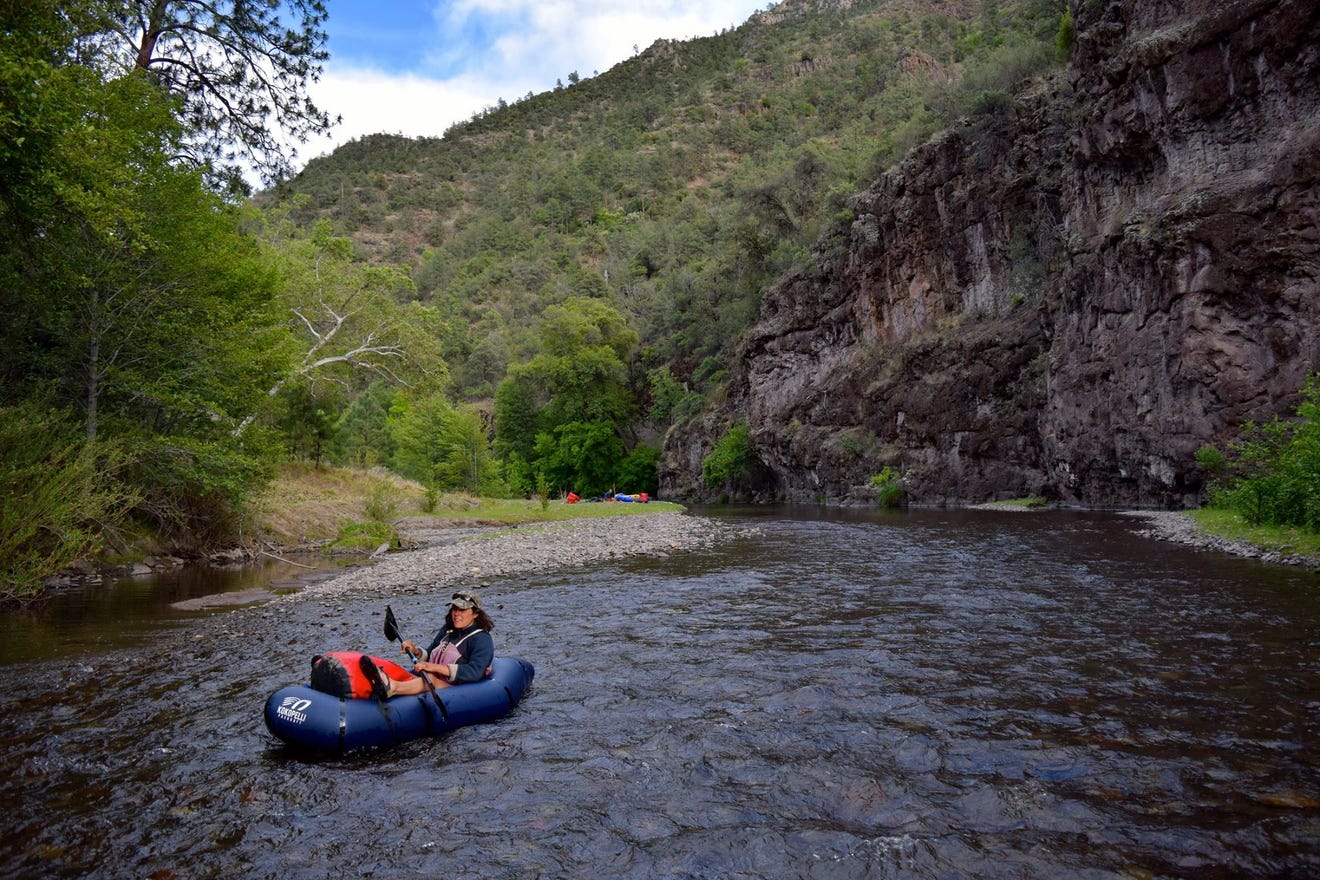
[2,0,1076,596]
[268,0,1066,424]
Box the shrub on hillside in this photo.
[702,423,760,489]
[1200,375,1320,530]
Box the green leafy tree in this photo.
[527,296,638,427]
[239,221,448,437]
[1203,376,1320,530]
[276,379,340,464]
[494,367,542,465]
[535,421,624,497]
[94,167,291,443]
[494,297,639,491]
[537,344,637,427]
[387,394,498,494]
[387,392,456,486]
[0,2,300,552]
[0,1,372,573]
[702,422,760,489]
[432,405,501,495]
[1,33,285,435]
[617,443,661,495]
[331,381,397,468]
[646,366,689,424]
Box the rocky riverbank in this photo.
[279,511,744,602]
[1123,510,1320,571]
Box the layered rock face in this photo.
[661,0,1320,507]
[1047,0,1320,504]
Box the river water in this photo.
[1,508,1316,879]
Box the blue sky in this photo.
[295,0,770,168]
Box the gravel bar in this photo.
[281,512,741,601]
[1123,509,1319,570]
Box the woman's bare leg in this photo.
[389,671,451,695]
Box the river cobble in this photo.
[1124,509,1320,570]
[279,511,744,601]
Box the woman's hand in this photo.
[413,660,451,679]
[401,639,419,660]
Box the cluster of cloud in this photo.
[295,0,768,167]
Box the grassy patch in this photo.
[999,496,1048,508]
[975,496,1048,510]
[249,463,684,547]
[428,495,685,523]
[248,463,426,545]
[1189,507,1320,558]
[330,521,398,552]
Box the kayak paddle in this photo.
[384,604,445,710]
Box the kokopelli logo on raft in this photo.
[276,696,313,725]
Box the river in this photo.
[1,508,1316,879]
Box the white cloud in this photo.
[297,67,491,165]
[454,0,763,82]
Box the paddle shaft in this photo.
[384,605,445,708]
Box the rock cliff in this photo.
[661,0,1320,507]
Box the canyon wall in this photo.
[661,0,1320,507]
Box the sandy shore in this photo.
[280,511,743,602]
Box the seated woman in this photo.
[360,590,494,698]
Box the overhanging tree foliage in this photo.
[81,0,336,191]
[0,1,305,569]
[238,220,448,438]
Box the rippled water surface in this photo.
[2,508,1317,879]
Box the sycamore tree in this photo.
[239,221,448,439]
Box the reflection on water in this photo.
[0,554,355,665]
[1,508,1317,879]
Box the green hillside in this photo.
[0,0,1069,597]
[266,0,1066,429]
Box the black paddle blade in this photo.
[384,605,400,642]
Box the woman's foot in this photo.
[358,654,392,701]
